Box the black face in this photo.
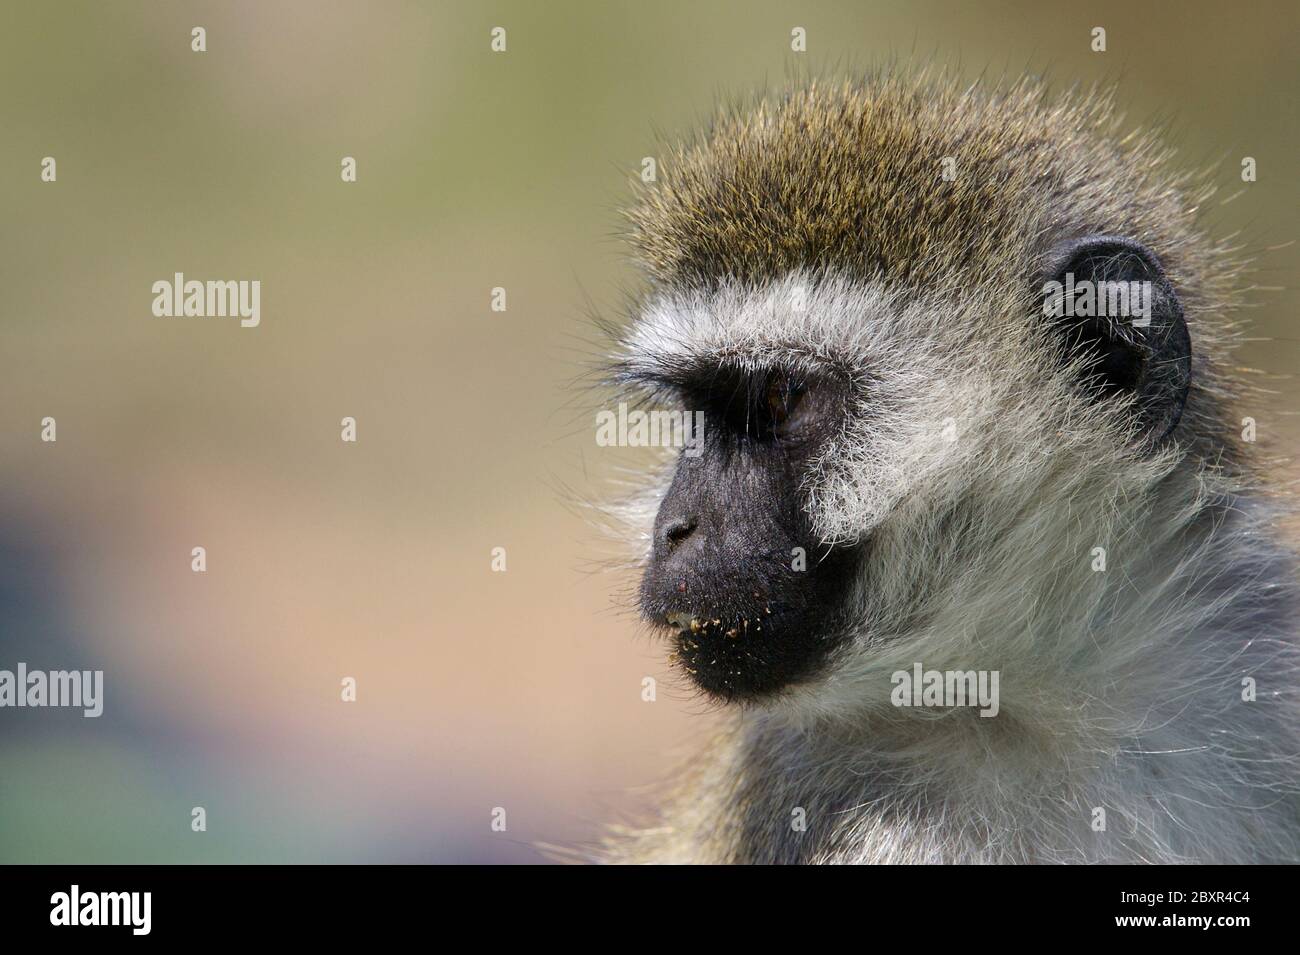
[637,364,863,702]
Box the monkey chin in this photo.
[650,606,839,703]
[641,545,866,703]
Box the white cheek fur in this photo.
[602,271,1300,864]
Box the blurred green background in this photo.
[0,0,1296,862]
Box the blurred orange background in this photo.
[0,0,1295,861]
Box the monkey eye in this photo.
[763,373,809,433]
[693,365,834,443]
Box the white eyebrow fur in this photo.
[603,271,1300,864]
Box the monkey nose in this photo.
[661,516,699,551]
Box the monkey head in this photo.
[611,77,1220,710]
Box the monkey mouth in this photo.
[644,596,849,702]
[664,610,700,632]
[661,609,771,639]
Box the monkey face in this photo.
[611,80,1211,722]
[614,238,1194,709]
[636,364,864,701]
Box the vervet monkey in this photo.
[598,74,1300,863]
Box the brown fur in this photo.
[624,72,1247,468]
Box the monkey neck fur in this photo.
[604,276,1299,864]
[617,469,1300,863]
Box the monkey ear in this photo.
[1041,235,1191,442]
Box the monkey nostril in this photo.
[663,517,699,550]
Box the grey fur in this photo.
[598,76,1300,864]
